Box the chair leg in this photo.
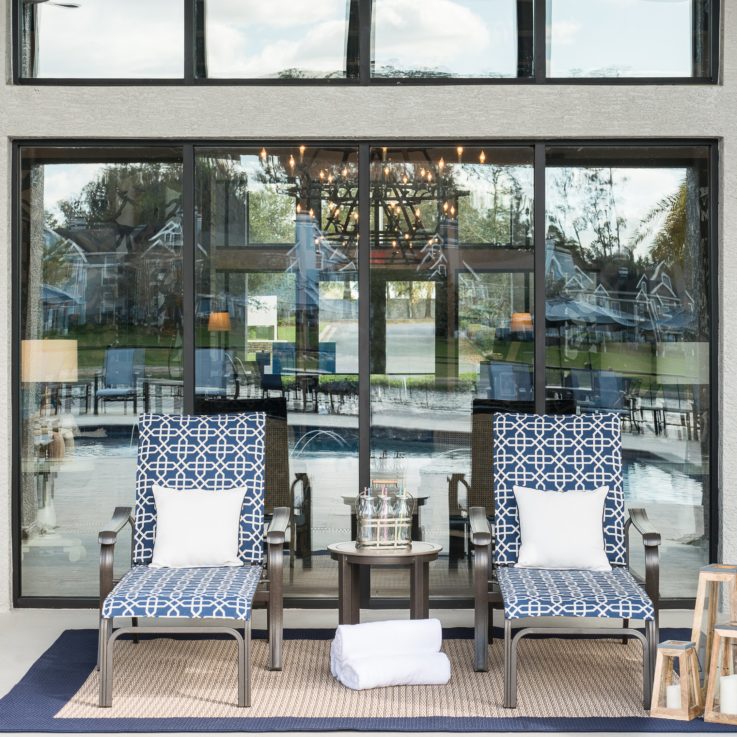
[268,556,284,671]
[240,620,251,708]
[96,613,103,671]
[622,618,629,645]
[644,619,656,709]
[503,618,517,708]
[473,542,490,672]
[98,617,113,707]
[131,616,139,644]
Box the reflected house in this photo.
[546,241,697,344]
[50,214,184,330]
[42,227,87,332]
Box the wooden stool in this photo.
[651,640,703,720]
[692,564,737,690]
[704,624,737,725]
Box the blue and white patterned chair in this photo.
[469,413,660,708]
[97,412,289,708]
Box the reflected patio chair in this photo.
[256,351,285,399]
[319,341,337,373]
[487,362,533,401]
[195,396,312,570]
[566,367,595,410]
[97,412,289,708]
[470,413,660,709]
[195,347,239,399]
[94,347,143,415]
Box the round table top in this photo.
[327,541,441,564]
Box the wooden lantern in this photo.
[692,564,737,691]
[650,640,703,720]
[704,624,737,725]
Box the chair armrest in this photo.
[628,507,661,547]
[627,507,660,611]
[99,506,133,609]
[469,506,492,547]
[99,506,133,546]
[267,507,290,546]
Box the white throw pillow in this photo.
[513,485,611,571]
[150,483,245,568]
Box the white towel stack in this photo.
[330,619,451,690]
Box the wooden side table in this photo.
[328,541,442,624]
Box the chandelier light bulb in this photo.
[457,146,464,160]
[289,155,295,169]
[438,157,445,171]
[260,148,267,160]
[479,150,486,164]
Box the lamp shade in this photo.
[510,312,533,332]
[208,311,231,332]
[22,339,78,383]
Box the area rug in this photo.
[0,627,734,732]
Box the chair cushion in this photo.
[497,566,655,621]
[132,413,266,566]
[101,565,262,620]
[493,413,626,567]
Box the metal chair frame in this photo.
[98,499,289,708]
[469,415,661,710]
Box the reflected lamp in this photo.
[208,311,231,332]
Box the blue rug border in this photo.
[1,627,736,733]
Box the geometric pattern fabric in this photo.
[101,564,263,620]
[497,566,655,621]
[132,413,266,566]
[493,413,626,566]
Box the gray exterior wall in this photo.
[0,1,734,611]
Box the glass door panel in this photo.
[545,146,712,598]
[19,147,183,597]
[194,146,359,598]
[369,145,534,598]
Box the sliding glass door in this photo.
[368,146,534,598]
[15,141,715,604]
[194,146,359,598]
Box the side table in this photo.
[328,541,442,624]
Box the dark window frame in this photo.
[12,0,720,85]
[11,138,719,611]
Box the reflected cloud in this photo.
[205,0,348,77]
[34,0,183,77]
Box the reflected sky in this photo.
[547,167,685,260]
[32,0,183,78]
[372,0,520,77]
[205,0,349,78]
[548,0,693,77]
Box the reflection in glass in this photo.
[370,146,534,597]
[199,0,356,79]
[195,146,359,597]
[547,0,714,78]
[371,0,533,78]
[19,148,183,596]
[21,0,184,78]
[545,147,712,597]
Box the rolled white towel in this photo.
[330,618,442,676]
[335,651,451,690]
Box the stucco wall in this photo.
[0,1,735,611]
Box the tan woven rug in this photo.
[56,636,648,719]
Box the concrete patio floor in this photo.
[0,606,707,737]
